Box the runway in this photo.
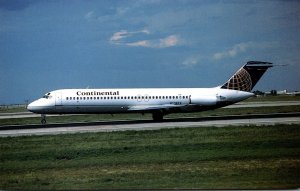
[1,113,299,137]
[224,100,300,108]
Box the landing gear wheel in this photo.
[41,119,46,124]
[152,112,163,121]
[41,115,46,124]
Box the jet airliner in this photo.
[28,61,273,124]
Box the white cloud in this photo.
[110,29,150,44]
[181,41,279,67]
[126,35,180,48]
[110,30,180,48]
[110,30,129,42]
[213,42,254,60]
[158,35,179,48]
[84,11,94,20]
[126,40,150,47]
[213,41,277,60]
[182,55,200,67]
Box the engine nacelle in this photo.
[190,95,217,106]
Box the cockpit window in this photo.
[43,93,51,99]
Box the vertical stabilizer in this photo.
[221,61,273,92]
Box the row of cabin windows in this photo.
[66,95,190,101]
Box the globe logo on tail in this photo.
[223,68,252,92]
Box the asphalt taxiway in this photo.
[1,113,299,137]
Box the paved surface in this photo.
[0,101,300,119]
[0,112,66,119]
[224,101,300,108]
[1,115,299,137]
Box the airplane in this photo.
[27,61,273,124]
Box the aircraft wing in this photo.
[128,104,185,111]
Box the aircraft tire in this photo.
[152,112,163,121]
[41,119,46,124]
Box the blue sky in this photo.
[0,0,300,104]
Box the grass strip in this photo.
[0,124,299,189]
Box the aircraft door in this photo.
[55,91,63,106]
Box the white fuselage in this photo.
[27,87,254,115]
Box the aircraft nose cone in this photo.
[27,101,37,113]
[27,98,54,114]
[27,100,46,113]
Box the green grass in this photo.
[1,124,299,189]
[0,106,27,113]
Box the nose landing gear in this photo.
[41,114,47,124]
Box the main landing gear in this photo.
[41,114,47,124]
[152,111,164,121]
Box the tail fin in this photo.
[221,61,273,92]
